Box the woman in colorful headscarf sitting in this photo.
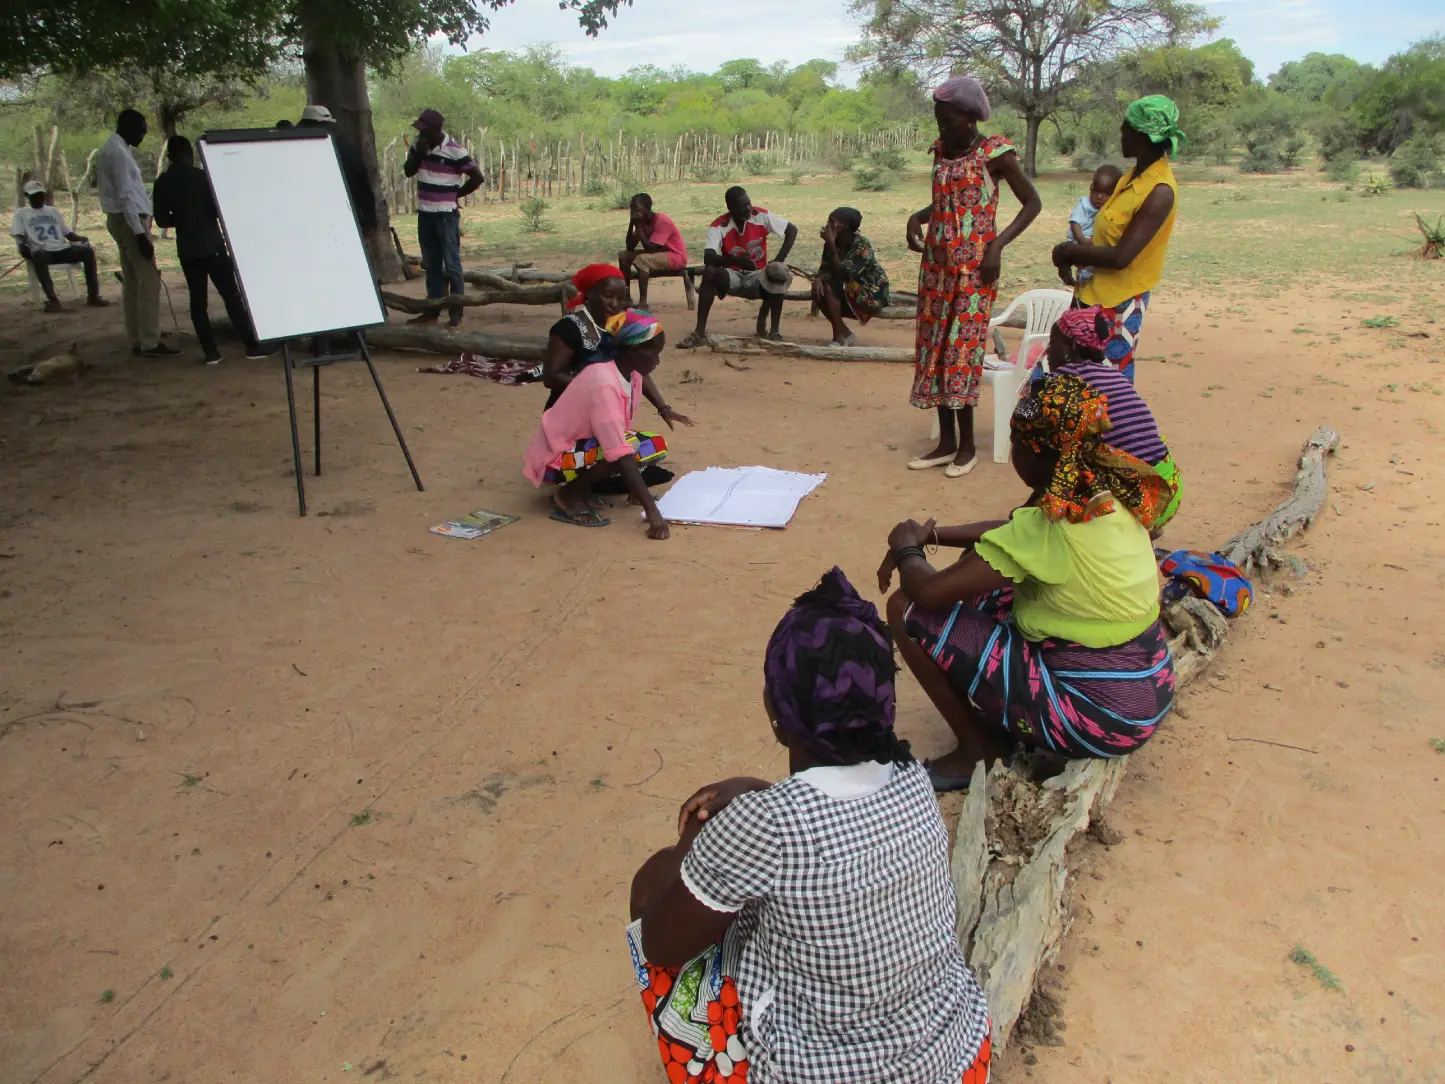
[879,373,1176,791]
[524,309,673,537]
[1033,305,1183,533]
[628,568,994,1084]
[1051,95,1184,384]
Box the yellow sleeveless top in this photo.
[1077,156,1178,309]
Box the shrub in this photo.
[1362,173,1393,197]
[1281,137,1306,170]
[824,146,856,173]
[581,175,607,197]
[742,151,774,176]
[868,146,906,172]
[784,168,806,186]
[607,181,636,211]
[691,162,735,184]
[1325,156,1359,183]
[1416,214,1445,260]
[852,164,894,191]
[1389,137,1444,190]
[519,197,552,233]
[1240,142,1283,174]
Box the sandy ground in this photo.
[1,265,1442,1084]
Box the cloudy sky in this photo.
[467,0,1441,82]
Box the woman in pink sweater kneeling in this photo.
[523,309,673,540]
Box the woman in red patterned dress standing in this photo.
[906,77,1041,478]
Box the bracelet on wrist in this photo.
[894,545,927,563]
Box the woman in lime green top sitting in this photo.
[1051,95,1184,384]
[879,373,1176,791]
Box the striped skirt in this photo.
[904,589,1174,758]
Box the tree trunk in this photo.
[1023,113,1043,179]
[302,38,403,284]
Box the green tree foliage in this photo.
[1349,37,1445,155]
[1268,53,1363,104]
[848,0,1217,175]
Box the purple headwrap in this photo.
[763,568,903,766]
[933,75,991,121]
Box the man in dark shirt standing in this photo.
[152,135,265,363]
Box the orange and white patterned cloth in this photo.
[627,922,992,1084]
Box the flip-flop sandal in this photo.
[908,452,956,470]
[766,332,784,342]
[676,331,710,349]
[944,456,979,479]
[925,760,972,794]
[549,506,610,527]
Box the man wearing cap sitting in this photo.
[297,104,375,239]
[677,185,797,348]
[402,108,485,327]
[11,180,108,312]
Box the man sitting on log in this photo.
[678,186,797,348]
[402,108,485,328]
[11,180,108,313]
[618,193,687,309]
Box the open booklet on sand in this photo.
[653,466,827,528]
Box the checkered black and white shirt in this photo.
[681,760,990,1084]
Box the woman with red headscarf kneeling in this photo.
[880,373,1177,792]
[525,308,673,538]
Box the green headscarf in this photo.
[1124,94,1186,158]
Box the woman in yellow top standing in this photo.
[1052,95,1184,384]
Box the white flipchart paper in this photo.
[653,466,827,528]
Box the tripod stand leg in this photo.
[357,333,424,493]
[282,343,307,516]
[313,363,322,476]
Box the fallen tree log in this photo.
[956,425,1337,1051]
[704,334,913,363]
[402,255,571,285]
[366,324,546,360]
[1221,426,1339,574]
[380,283,574,314]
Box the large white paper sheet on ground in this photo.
[654,466,827,528]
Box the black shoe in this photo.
[245,346,278,360]
[139,342,182,357]
[202,350,223,365]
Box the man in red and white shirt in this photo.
[679,186,797,348]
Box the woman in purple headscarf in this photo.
[907,75,1042,478]
[625,568,994,1084]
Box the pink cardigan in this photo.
[523,361,642,486]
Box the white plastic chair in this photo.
[930,288,1074,464]
[25,259,78,304]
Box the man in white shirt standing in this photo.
[11,180,108,312]
[97,109,179,356]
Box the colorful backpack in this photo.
[1157,549,1253,617]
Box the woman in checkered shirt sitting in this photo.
[626,568,993,1084]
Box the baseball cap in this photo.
[413,108,445,131]
[22,179,47,195]
[759,261,793,295]
[300,104,334,123]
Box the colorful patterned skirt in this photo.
[1154,453,1183,532]
[911,260,996,411]
[626,922,993,1084]
[1095,292,1150,383]
[540,431,667,486]
[628,923,750,1084]
[904,589,1174,758]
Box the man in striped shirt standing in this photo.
[403,109,484,327]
